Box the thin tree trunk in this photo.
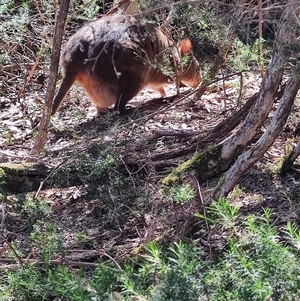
[29,0,70,158]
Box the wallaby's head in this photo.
[177,39,201,88]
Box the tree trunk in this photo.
[213,76,300,198]
[29,0,70,158]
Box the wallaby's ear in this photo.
[177,39,193,55]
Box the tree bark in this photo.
[29,0,70,158]
[213,76,300,198]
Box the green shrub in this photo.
[164,183,196,204]
[3,200,300,300]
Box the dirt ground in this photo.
[1,73,300,264]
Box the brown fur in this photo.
[51,15,201,115]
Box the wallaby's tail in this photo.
[51,74,75,115]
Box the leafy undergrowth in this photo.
[2,200,300,300]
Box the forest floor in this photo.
[1,73,300,265]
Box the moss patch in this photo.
[161,144,223,186]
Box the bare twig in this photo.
[133,0,298,19]
[258,0,264,76]
[0,235,24,266]
[0,203,5,233]
[0,249,122,270]
[191,174,212,262]
[147,130,200,141]
[18,54,41,99]
[35,160,71,198]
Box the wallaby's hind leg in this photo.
[51,73,76,115]
[114,83,144,114]
[113,96,126,114]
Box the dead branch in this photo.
[17,55,41,99]
[125,91,257,168]
[147,130,200,141]
[211,0,300,198]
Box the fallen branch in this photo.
[0,162,49,193]
[0,249,122,271]
[147,130,200,141]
